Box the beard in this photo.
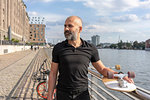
[64,30,77,41]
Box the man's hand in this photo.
[123,76,134,84]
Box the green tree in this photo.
[117,40,123,49]
[110,44,117,49]
[133,41,139,49]
[126,42,132,49]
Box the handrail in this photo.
[88,78,120,100]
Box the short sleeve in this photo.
[52,45,59,63]
[91,45,100,62]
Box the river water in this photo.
[98,49,150,91]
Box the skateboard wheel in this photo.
[128,71,135,78]
[115,65,121,70]
[107,71,114,79]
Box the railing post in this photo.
[91,74,94,100]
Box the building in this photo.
[0,0,30,43]
[145,39,150,51]
[91,35,100,46]
[86,40,92,44]
[29,17,46,45]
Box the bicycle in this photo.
[32,59,56,99]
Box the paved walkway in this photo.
[0,50,37,99]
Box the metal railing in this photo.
[0,40,25,45]
[88,68,150,100]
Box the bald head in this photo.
[65,16,82,27]
[64,16,83,41]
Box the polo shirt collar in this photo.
[64,38,86,47]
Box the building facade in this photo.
[145,39,150,51]
[91,35,100,46]
[29,24,46,44]
[29,17,46,44]
[0,0,29,43]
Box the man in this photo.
[47,16,133,100]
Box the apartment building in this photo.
[91,35,100,46]
[145,39,150,51]
[0,0,29,43]
[29,17,46,44]
[29,24,46,44]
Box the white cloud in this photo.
[140,0,150,9]
[112,14,139,22]
[23,0,28,2]
[83,24,126,34]
[24,0,54,3]
[28,11,66,22]
[28,11,38,16]
[64,0,150,16]
[143,14,150,20]
[42,0,54,2]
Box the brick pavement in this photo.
[0,50,37,99]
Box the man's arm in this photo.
[47,62,58,100]
[92,60,117,77]
[92,60,134,83]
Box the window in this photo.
[3,20,5,29]
[34,34,36,38]
[3,9,5,15]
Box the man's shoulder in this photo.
[53,40,66,49]
[82,39,96,48]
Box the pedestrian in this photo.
[47,16,134,100]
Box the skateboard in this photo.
[102,71,136,92]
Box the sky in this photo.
[23,0,150,44]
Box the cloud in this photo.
[84,25,105,30]
[64,0,150,16]
[112,14,139,22]
[42,0,54,2]
[28,11,66,22]
[83,24,126,34]
[46,21,64,26]
[23,0,54,3]
[28,11,38,16]
[23,0,28,2]
[143,14,150,20]
[140,0,150,9]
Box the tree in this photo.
[110,44,117,49]
[133,41,139,49]
[117,40,123,49]
[126,42,132,49]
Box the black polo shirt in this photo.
[52,39,100,92]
